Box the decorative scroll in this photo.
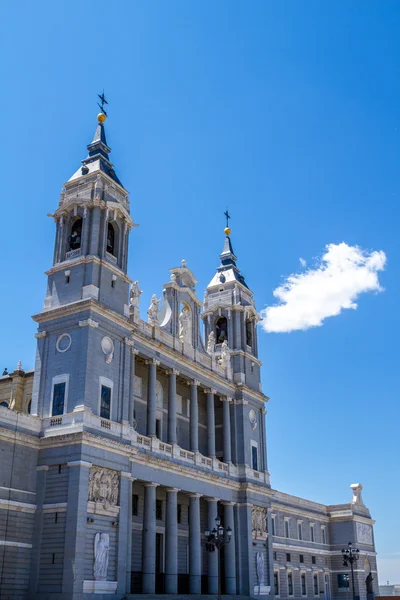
[252,506,267,538]
[88,467,119,509]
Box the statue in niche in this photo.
[207,331,215,354]
[94,532,110,581]
[179,306,191,345]
[129,281,142,307]
[256,551,265,586]
[147,294,160,325]
[219,339,231,368]
[366,572,374,595]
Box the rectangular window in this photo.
[288,572,293,596]
[273,551,277,561]
[274,571,279,596]
[298,521,303,540]
[132,494,139,516]
[100,385,111,420]
[322,527,326,544]
[271,516,276,536]
[176,394,183,414]
[156,499,163,521]
[177,504,182,524]
[52,382,66,416]
[251,443,258,471]
[337,574,350,589]
[186,398,190,417]
[314,574,319,595]
[285,519,290,538]
[156,418,162,439]
[299,554,304,563]
[310,523,315,542]
[301,573,307,596]
[312,555,316,565]
[286,553,291,562]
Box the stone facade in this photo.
[0,113,379,600]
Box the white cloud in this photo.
[299,257,307,268]
[261,242,386,333]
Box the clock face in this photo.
[249,409,257,424]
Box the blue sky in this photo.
[1,0,399,582]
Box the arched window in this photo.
[0,401,9,408]
[215,317,228,343]
[106,222,116,256]
[246,320,252,346]
[27,400,32,414]
[68,218,82,251]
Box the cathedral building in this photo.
[0,109,378,600]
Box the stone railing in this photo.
[65,248,81,260]
[41,409,241,478]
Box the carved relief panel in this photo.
[88,467,119,509]
[252,506,268,539]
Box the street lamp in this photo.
[204,516,232,600]
[342,541,360,600]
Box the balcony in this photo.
[41,408,269,481]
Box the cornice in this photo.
[45,255,132,284]
[163,281,203,307]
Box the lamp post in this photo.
[204,515,232,600]
[342,541,360,600]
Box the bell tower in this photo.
[31,103,137,419]
[45,109,136,317]
[202,219,262,392]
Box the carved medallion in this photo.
[101,336,114,364]
[56,333,72,353]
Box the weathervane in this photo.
[97,91,108,117]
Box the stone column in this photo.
[261,407,268,473]
[82,206,90,256]
[122,339,134,423]
[206,498,219,594]
[167,369,179,445]
[190,380,200,452]
[129,348,138,428]
[142,482,158,594]
[29,465,48,595]
[188,493,202,594]
[206,388,216,458]
[62,460,92,595]
[222,502,237,594]
[117,473,134,594]
[146,359,159,437]
[222,396,232,463]
[165,487,180,593]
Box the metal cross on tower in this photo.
[224,208,231,228]
[97,91,108,117]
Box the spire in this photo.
[68,95,124,187]
[206,212,249,290]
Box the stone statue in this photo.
[94,532,110,581]
[366,572,374,595]
[219,339,230,368]
[147,294,160,325]
[129,281,142,308]
[256,551,264,585]
[88,467,119,510]
[179,306,191,345]
[207,331,215,354]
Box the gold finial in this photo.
[224,208,231,235]
[97,91,108,123]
